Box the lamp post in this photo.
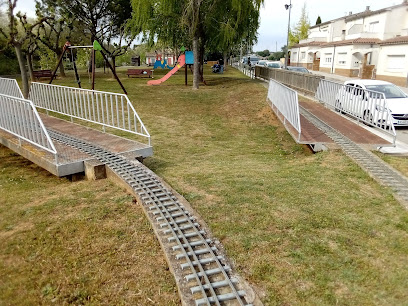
[284,0,292,69]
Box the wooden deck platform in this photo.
[279,100,391,149]
[0,114,152,177]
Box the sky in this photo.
[8,0,401,52]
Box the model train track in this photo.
[48,129,252,305]
[300,107,408,208]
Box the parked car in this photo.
[256,60,269,67]
[286,66,311,73]
[266,61,282,69]
[336,79,408,126]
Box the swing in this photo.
[50,41,128,94]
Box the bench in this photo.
[127,69,154,78]
[33,70,57,80]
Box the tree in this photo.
[130,0,264,89]
[288,3,310,47]
[35,0,82,77]
[256,49,270,57]
[59,0,135,73]
[0,0,45,98]
[268,45,286,61]
[316,16,321,25]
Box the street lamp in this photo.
[284,0,292,69]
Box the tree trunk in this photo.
[26,53,34,81]
[15,44,29,98]
[192,36,200,90]
[56,50,66,77]
[223,52,227,71]
[111,56,116,75]
[199,41,205,84]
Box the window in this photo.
[338,52,347,65]
[387,55,405,71]
[325,53,332,63]
[368,21,379,33]
[301,52,306,60]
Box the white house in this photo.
[289,1,408,86]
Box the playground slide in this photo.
[147,54,186,86]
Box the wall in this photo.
[376,44,408,86]
[384,5,408,40]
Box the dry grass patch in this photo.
[0,145,178,305]
[35,66,408,305]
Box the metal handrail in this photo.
[267,79,301,137]
[29,82,151,145]
[316,79,396,145]
[0,77,24,99]
[0,93,57,155]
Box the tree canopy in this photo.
[289,3,310,47]
[130,0,264,89]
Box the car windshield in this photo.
[365,84,407,99]
[268,63,280,68]
[250,57,259,61]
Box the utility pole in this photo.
[284,0,292,69]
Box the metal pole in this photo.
[91,48,96,90]
[99,50,128,95]
[285,0,292,69]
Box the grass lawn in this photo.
[4,65,408,305]
[0,147,179,304]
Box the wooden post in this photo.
[49,45,68,84]
[70,49,81,88]
[91,48,96,90]
[99,50,128,95]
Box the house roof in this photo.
[292,38,381,49]
[380,35,408,45]
[291,41,325,48]
[319,38,381,47]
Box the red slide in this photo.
[147,54,186,85]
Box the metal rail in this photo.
[267,79,301,138]
[0,93,57,156]
[316,79,396,145]
[29,82,151,145]
[47,129,251,305]
[0,77,24,99]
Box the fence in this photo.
[255,66,324,95]
[268,79,301,138]
[0,77,24,99]
[0,93,57,157]
[29,82,151,145]
[233,63,255,79]
[316,79,396,144]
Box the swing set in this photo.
[49,40,128,95]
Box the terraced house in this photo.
[289,1,408,86]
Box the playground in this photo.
[1,65,408,305]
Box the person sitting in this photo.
[212,62,221,73]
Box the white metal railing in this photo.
[234,63,255,79]
[268,79,301,137]
[316,79,396,145]
[29,82,151,145]
[0,93,57,156]
[0,77,24,99]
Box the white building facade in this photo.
[289,1,408,86]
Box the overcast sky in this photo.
[10,0,399,51]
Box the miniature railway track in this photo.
[300,107,408,208]
[48,129,252,305]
